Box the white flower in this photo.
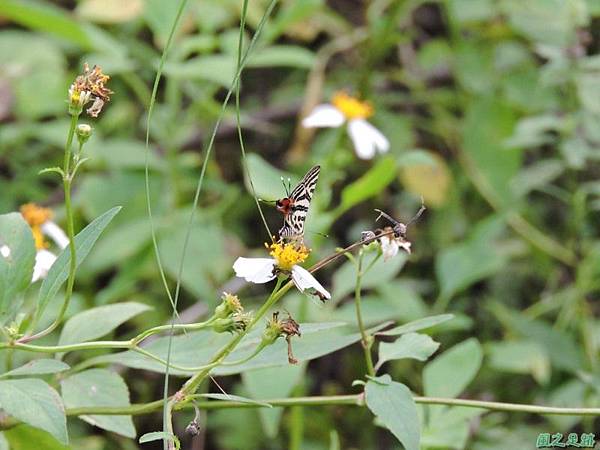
[233,243,331,301]
[302,92,390,160]
[0,245,10,258]
[32,249,57,283]
[380,233,411,261]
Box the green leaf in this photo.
[421,406,483,449]
[1,359,70,378]
[337,156,397,214]
[3,425,69,450]
[435,216,506,302]
[486,340,550,385]
[61,369,135,438]
[365,374,420,450]
[0,0,92,49]
[58,301,151,347]
[139,431,178,447]
[244,153,294,200]
[332,251,407,300]
[36,206,121,322]
[462,97,521,208]
[378,333,439,367]
[198,393,272,407]
[423,338,483,398]
[0,213,35,325]
[89,322,387,376]
[0,378,67,444]
[243,365,305,437]
[246,45,314,68]
[379,314,454,336]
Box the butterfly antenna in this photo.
[374,209,399,225]
[406,199,426,227]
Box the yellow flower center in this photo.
[20,203,52,227]
[268,242,310,271]
[20,203,52,250]
[331,91,373,119]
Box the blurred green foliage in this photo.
[1,0,600,449]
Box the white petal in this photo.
[41,221,69,249]
[380,236,399,261]
[398,240,412,254]
[301,104,345,128]
[32,249,57,282]
[0,245,10,258]
[291,265,331,300]
[233,257,277,284]
[347,119,390,159]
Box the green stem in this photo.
[354,250,375,376]
[22,113,79,343]
[59,394,600,417]
[177,277,289,398]
[5,319,215,355]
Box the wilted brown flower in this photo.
[68,63,113,117]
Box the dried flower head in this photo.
[185,420,201,436]
[261,312,301,364]
[68,63,112,117]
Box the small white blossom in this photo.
[302,92,389,160]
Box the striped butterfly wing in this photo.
[279,165,321,239]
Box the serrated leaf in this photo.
[0,213,35,325]
[378,333,439,367]
[1,359,69,378]
[423,338,483,398]
[379,314,454,336]
[59,301,151,347]
[61,369,135,438]
[365,374,420,450]
[0,378,67,444]
[36,206,121,322]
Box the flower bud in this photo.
[76,124,93,145]
[214,292,243,319]
[212,312,251,334]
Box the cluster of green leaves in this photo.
[1,0,600,449]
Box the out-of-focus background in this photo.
[1,0,600,449]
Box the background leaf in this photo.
[0,378,67,444]
[61,369,136,438]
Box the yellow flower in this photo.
[20,203,52,250]
[268,242,309,271]
[331,91,373,120]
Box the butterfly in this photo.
[374,201,426,238]
[276,165,321,240]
